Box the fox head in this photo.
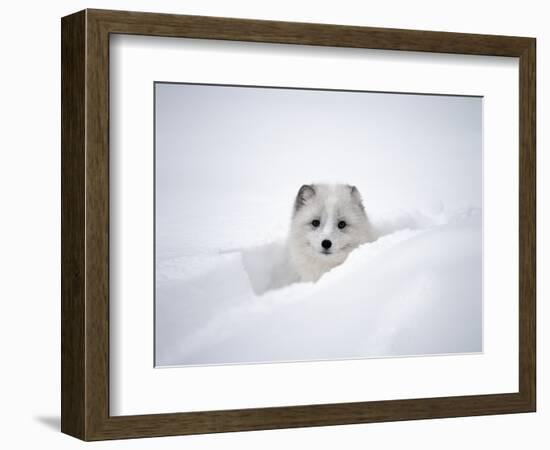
[289,183,372,280]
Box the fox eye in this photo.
[338,221,347,229]
[311,219,320,227]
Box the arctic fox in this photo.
[287,183,373,282]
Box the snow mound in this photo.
[155,207,482,367]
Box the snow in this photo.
[155,207,482,366]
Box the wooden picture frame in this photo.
[61,8,536,441]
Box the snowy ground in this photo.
[155,206,482,366]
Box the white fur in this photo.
[287,183,373,282]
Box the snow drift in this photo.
[155,207,482,367]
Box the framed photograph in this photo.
[61,9,536,441]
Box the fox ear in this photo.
[294,184,315,213]
[349,185,365,211]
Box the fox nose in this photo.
[321,239,332,250]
